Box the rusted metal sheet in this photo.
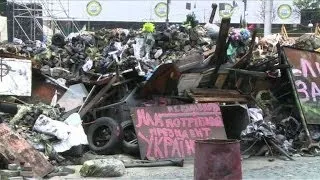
[131,103,227,160]
[141,63,181,97]
[194,139,242,180]
[0,52,27,59]
[32,81,64,104]
[283,47,320,124]
[79,75,117,118]
[0,123,54,177]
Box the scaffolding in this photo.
[9,0,80,41]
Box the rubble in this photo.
[0,123,55,177]
[80,159,125,177]
[294,33,320,51]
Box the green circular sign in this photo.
[154,2,167,18]
[277,4,292,19]
[219,4,234,18]
[87,0,102,16]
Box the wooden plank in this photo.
[191,88,242,96]
[192,97,248,103]
[203,47,216,58]
[209,18,231,66]
[226,68,268,78]
[0,123,54,177]
[131,103,227,160]
[214,73,228,89]
[209,18,231,86]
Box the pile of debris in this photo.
[1,23,217,81]
[2,13,320,178]
[294,33,320,51]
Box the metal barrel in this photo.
[194,139,242,180]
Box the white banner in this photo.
[9,0,301,24]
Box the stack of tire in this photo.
[86,117,139,156]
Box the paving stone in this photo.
[7,164,19,170]
[8,177,24,180]
[0,170,20,177]
[22,166,32,171]
[20,171,34,177]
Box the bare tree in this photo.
[257,0,277,22]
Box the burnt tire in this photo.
[51,33,65,47]
[87,117,123,154]
[121,120,140,155]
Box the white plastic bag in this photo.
[204,23,220,39]
[82,58,93,72]
[53,113,88,152]
[33,115,70,140]
[248,108,264,122]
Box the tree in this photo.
[294,0,320,24]
[294,0,320,10]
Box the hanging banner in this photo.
[283,47,320,124]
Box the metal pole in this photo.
[264,0,273,36]
[280,47,312,144]
[166,0,170,27]
[243,0,247,23]
[12,1,14,41]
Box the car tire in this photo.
[121,120,140,155]
[52,33,65,47]
[87,117,123,154]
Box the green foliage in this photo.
[183,13,199,28]
[294,0,320,10]
[294,0,320,24]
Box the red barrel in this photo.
[194,139,242,180]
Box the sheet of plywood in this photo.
[0,123,54,177]
[0,58,32,96]
[131,103,227,160]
